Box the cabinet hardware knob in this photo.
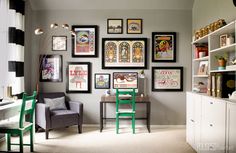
[210,124,213,127]
[191,119,194,122]
[210,102,213,104]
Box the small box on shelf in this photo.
[194,44,208,59]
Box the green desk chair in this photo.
[116,89,136,134]
[0,91,37,153]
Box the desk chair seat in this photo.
[0,91,37,153]
[116,89,136,134]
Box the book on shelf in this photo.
[221,72,236,98]
[207,75,212,96]
[211,73,216,97]
[195,44,208,59]
[216,73,222,98]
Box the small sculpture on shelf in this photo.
[215,54,228,70]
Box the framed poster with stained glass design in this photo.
[72,25,98,57]
[102,38,147,69]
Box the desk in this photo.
[100,95,151,132]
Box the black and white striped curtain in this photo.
[0,0,25,97]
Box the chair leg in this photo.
[132,114,135,134]
[78,124,82,133]
[30,128,34,152]
[19,131,23,153]
[45,130,49,139]
[6,133,11,151]
[116,114,119,134]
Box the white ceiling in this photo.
[29,0,194,10]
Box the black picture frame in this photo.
[52,36,67,51]
[39,54,62,82]
[152,32,176,62]
[66,62,91,93]
[71,25,98,57]
[94,73,110,89]
[127,18,143,34]
[152,67,183,91]
[102,38,148,69]
[113,72,138,89]
[107,19,123,34]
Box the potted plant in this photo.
[215,54,228,70]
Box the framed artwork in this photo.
[198,61,208,75]
[52,36,67,51]
[152,32,176,62]
[220,34,227,47]
[71,25,98,57]
[39,55,62,82]
[66,62,91,93]
[107,19,123,34]
[113,72,138,89]
[127,19,142,34]
[94,73,110,89]
[152,67,183,91]
[102,38,147,69]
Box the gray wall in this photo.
[193,0,236,31]
[27,9,192,125]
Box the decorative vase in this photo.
[218,59,226,70]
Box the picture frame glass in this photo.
[95,73,110,89]
[107,19,123,34]
[102,38,147,69]
[198,61,208,75]
[152,32,176,62]
[39,55,62,82]
[72,26,97,57]
[113,72,138,89]
[127,19,142,34]
[152,67,183,91]
[52,36,67,51]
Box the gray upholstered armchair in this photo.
[36,92,83,139]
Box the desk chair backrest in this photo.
[115,89,136,112]
[19,91,37,128]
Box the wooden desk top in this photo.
[101,95,149,103]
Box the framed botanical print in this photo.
[66,62,91,93]
[52,36,67,51]
[152,32,176,62]
[102,38,147,69]
[39,55,62,82]
[71,25,98,57]
[107,19,123,34]
[127,19,142,34]
[94,73,110,89]
[152,67,183,91]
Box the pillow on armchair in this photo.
[44,97,67,111]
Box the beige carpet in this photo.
[0,126,196,153]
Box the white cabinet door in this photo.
[227,103,236,153]
[193,94,202,151]
[186,92,195,147]
[201,96,226,153]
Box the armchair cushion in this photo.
[44,96,67,111]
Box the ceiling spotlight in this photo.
[50,23,58,29]
[34,28,44,35]
[62,24,69,29]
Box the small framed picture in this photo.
[198,61,208,75]
[220,34,227,47]
[127,19,142,34]
[52,36,67,51]
[94,73,110,89]
[113,72,138,89]
[107,19,123,34]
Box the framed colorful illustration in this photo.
[152,67,183,91]
[198,61,208,75]
[66,62,91,93]
[39,55,62,82]
[94,73,110,89]
[71,25,98,57]
[52,36,67,51]
[113,72,138,89]
[107,19,123,34]
[127,19,142,34]
[152,32,176,62]
[102,38,147,69]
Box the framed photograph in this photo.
[52,36,67,51]
[152,32,176,62]
[71,25,98,57]
[39,55,62,82]
[127,19,142,34]
[66,62,91,93]
[152,67,183,91]
[113,72,138,89]
[102,38,147,69]
[198,61,208,75]
[94,73,110,89]
[220,34,227,47]
[107,19,123,34]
